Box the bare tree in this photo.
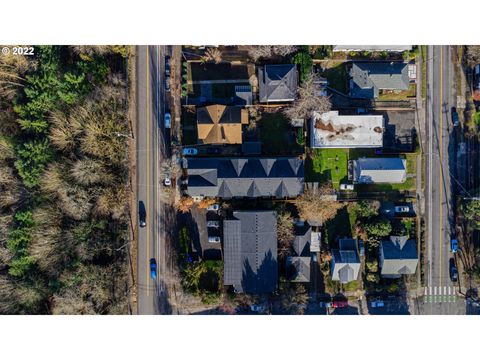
[201,48,223,64]
[276,208,294,259]
[247,45,297,61]
[70,158,114,186]
[284,72,331,123]
[160,155,181,180]
[295,185,343,224]
[466,46,480,66]
[71,46,111,57]
[271,45,297,57]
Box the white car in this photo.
[207,203,220,211]
[394,206,410,213]
[163,178,171,186]
[208,236,221,243]
[183,148,198,156]
[340,183,354,191]
[207,220,220,228]
[164,112,171,129]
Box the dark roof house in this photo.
[258,64,298,103]
[379,235,418,278]
[224,211,278,293]
[185,157,304,199]
[352,157,407,184]
[350,62,409,99]
[293,223,311,257]
[286,256,311,282]
[331,238,361,283]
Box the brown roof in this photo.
[197,105,248,144]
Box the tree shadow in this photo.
[240,250,278,294]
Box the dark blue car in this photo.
[150,258,157,279]
[450,239,458,253]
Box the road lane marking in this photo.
[429,286,432,296]
[425,287,428,296]
[444,286,447,296]
[439,46,443,289]
[434,286,437,296]
[448,287,451,295]
[146,46,151,296]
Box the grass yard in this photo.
[378,84,417,101]
[324,62,347,94]
[305,148,348,189]
[259,113,303,155]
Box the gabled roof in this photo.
[185,157,304,199]
[293,224,311,256]
[223,211,278,294]
[353,157,407,184]
[197,105,248,144]
[380,236,418,277]
[258,64,298,103]
[286,256,311,282]
[331,238,360,283]
[350,62,409,99]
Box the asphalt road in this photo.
[136,45,171,314]
[424,45,465,314]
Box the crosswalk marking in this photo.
[423,286,459,303]
[434,287,437,296]
[444,286,447,296]
[448,287,451,295]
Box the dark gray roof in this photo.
[331,238,360,283]
[223,211,278,294]
[350,62,409,98]
[353,157,407,184]
[293,225,311,256]
[186,157,304,199]
[380,237,418,277]
[258,64,298,103]
[286,256,311,282]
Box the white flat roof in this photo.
[310,111,384,148]
[333,45,412,52]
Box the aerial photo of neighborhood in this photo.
[1,44,480,315]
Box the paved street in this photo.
[136,45,172,314]
[423,45,465,314]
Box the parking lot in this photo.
[190,206,223,260]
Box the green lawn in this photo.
[259,113,302,155]
[378,84,416,101]
[306,148,348,189]
[324,62,347,94]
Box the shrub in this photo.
[292,51,313,83]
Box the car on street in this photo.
[207,203,220,211]
[164,112,171,129]
[207,220,220,228]
[149,258,157,279]
[183,148,198,156]
[394,205,410,213]
[451,107,459,127]
[449,258,458,282]
[358,239,365,257]
[206,147,221,155]
[340,183,354,191]
[163,178,172,186]
[165,56,171,76]
[250,304,266,312]
[139,201,146,228]
[370,300,385,308]
[311,253,318,262]
[450,238,458,253]
[332,300,348,308]
[208,236,221,243]
[165,76,171,92]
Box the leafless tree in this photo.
[71,46,111,57]
[160,155,181,180]
[276,208,294,259]
[284,72,332,123]
[201,48,223,64]
[95,186,128,220]
[247,45,297,62]
[271,45,297,57]
[466,46,480,66]
[70,158,114,186]
[295,185,343,224]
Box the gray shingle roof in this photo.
[350,62,409,98]
[380,236,418,277]
[223,211,278,294]
[186,157,304,199]
[331,238,360,283]
[293,225,311,256]
[258,64,298,103]
[286,256,311,282]
[353,157,407,184]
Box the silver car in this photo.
[208,236,221,243]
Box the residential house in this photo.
[224,211,278,293]
[331,238,361,283]
[379,235,418,278]
[196,105,248,145]
[258,64,298,103]
[310,111,384,148]
[184,157,304,200]
[333,45,412,52]
[286,256,311,282]
[349,62,410,99]
[351,157,407,184]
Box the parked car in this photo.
[449,258,458,282]
[165,76,171,92]
[250,304,266,312]
[450,238,458,253]
[358,239,365,257]
[206,147,221,155]
[139,201,146,228]
[163,178,172,186]
[183,148,198,156]
[370,300,385,308]
[332,300,348,308]
[165,56,171,76]
[150,258,157,279]
[395,205,410,213]
[207,203,220,211]
[207,220,220,228]
[311,253,318,262]
[451,107,459,127]
[340,183,354,191]
[164,112,171,129]
[208,236,221,243]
